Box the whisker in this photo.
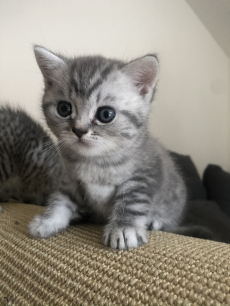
[25,140,56,156]
[29,139,62,165]
[44,140,65,163]
[100,134,124,148]
[29,133,54,142]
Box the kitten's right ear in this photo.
[34,45,66,80]
[123,54,159,100]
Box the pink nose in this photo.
[72,127,88,138]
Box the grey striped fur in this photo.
[28,46,187,249]
[0,106,62,206]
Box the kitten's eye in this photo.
[96,107,116,123]
[57,101,72,117]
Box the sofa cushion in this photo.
[1,202,230,306]
[170,152,207,201]
[203,164,230,217]
[181,200,230,243]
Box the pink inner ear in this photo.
[135,67,155,96]
[124,56,158,97]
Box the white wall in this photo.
[228,60,230,171]
[0,0,229,175]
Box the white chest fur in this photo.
[66,158,128,215]
[83,182,116,219]
[85,183,116,204]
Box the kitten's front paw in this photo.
[28,214,66,238]
[103,226,148,250]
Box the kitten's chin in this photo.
[73,144,108,158]
[67,138,117,158]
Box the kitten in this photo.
[0,106,62,209]
[28,46,187,249]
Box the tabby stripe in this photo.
[1,141,10,157]
[22,165,38,183]
[133,186,152,195]
[76,180,87,201]
[128,176,150,183]
[116,189,152,201]
[1,161,9,180]
[123,208,148,216]
[124,199,150,205]
[116,195,151,204]
[96,91,101,104]
[120,110,142,128]
[124,209,148,217]
[88,78,103,97]
[0,152,4,162]
[88,65,114,97]
[0,148,14,174]
[69,64,83,96]
[120,132,132,139]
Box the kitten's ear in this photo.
[123,55,159,98]
[34,45,66,80]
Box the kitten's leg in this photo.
[29,191,80,238]
[103,178,152,250]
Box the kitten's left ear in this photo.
[34,45,66,81]
[123,55,159,99]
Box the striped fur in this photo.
[0,106,62,206]
[28,46,187,249]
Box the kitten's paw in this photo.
[28,214,67,238]
[103,226,148,250]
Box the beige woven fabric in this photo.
[1,203,230,306]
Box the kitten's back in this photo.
[0,106,62,204]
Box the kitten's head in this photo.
[34,46,159,158]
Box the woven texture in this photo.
[1,203,230,306]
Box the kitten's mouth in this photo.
[76,137,92,147]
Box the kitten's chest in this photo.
[66,159,132,212]
[79,163,117,205]
[71,161,119,209]
[85,182,116,205]
[75,159,130,185]
[81,181,116,219]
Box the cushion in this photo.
[1,202,230,305]
[203,165,230,217]
[170,152,207,201]
[181,200,230,243]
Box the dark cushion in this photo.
[170,152,207,201]
[203,165,230,217]
[181,200,230,244]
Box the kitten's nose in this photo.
[72,127,88,139]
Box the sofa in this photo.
[1,153,230,306]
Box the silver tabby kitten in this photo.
[29,46,186,249]
[0,106,62,208]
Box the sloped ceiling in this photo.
[185,0,230,57]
